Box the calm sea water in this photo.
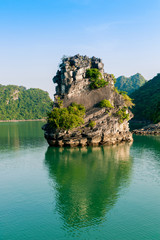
[0,122,160,240]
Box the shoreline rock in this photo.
[43,119,133,147]
[132,122,160,135]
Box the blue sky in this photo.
[0,0,160,97]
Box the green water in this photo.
[0,122,160,240]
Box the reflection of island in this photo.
[45,143,132,228]
[0,121,45,150]
[133,135,160,153]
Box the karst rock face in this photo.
[43,54,133,147]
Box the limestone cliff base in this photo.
[43,119,133,147]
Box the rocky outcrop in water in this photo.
[132,122,160,135]
[43,54,133,147]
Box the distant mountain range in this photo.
[0,84,52,120]
[130,74,160,123]
[115,73,147,94]
[115,73,160,123]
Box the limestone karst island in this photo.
[1,1,160,239]
[42,54,134,147]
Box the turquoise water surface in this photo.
[0,122,160,240]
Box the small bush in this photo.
[116,107,130,123]
[88,120,96,128]
[121,93,135,108]
[68,102,86,117]
[114,87,119,93]
[86,68,101,80]
[111,74,116,84]
[99,99,114,109]
[47,102,85,130]
[119,90,127,95]
[86,68,108,89]
[56,97,63,108]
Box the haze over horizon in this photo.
[0,0,160,98]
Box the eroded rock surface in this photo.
[43,54,133,147]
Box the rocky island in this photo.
[42,54,134,147]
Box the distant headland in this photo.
[0,85,52,121]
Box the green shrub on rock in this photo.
[121,93,135,108]
[56,97,63,108]
[111,74,116,84]
[114,87,119,93]
[47,102,85,130]
[116,107,130,123]
[99,99,114,109]
[68,102,86,117]
[86,68,108,89]
[88,120,96,128]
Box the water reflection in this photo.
[45,143,133,229]
[133,135,160,153]
[132,135,160,180]
[0,121,45,150]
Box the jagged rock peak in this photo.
[58,54,104,70]
[53,54,106,97]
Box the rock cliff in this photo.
[43,54,133,147]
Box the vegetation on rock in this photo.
[120,93,135,108]
[111,74,116,84]
[130,74,160,123]
[56,97,63,108]
[88,120,96,128]
[86,68,108,89]
[99,99,114,109]
[47,102,86,130]
[115,73,146,94]
[114,87,119,93]
[116,107,130,123]
[0,84,52,120]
